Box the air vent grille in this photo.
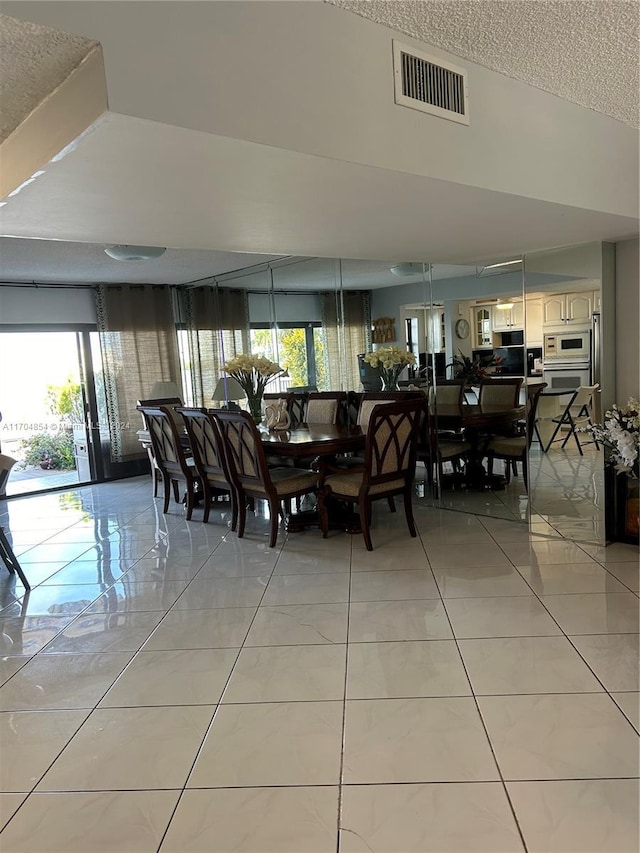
[393,41,469,126]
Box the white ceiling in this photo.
[0,3,637,290]
[329,0,640,129]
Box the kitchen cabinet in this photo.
[525,298,544,346]
[473,307,493,348]
[492,301,524,330]
[543,292,593,326]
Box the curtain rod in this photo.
[0,281,97,290]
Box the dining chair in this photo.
[137,396,184,497]
[316,398,423,551]
[0,453,17,498]
[305,392,347,424]
[544,384,600,455]
[176,407,239,528]
[477,378,523,437]
[136,405,200,519]
[486,382,547,488]
[478,377,523,408]
[213,409,318,548]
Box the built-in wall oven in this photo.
[543,360,591,391]
[543,331,590,361]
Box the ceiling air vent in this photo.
[393,41,469,126]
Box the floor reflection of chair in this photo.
[136,405,200,519]
[177,407,238,528]
[317,398,423,551]
[213,410,318,548]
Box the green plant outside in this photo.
[19,432,76,470]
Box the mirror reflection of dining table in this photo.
[435,403,526,490]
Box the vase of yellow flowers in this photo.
[222,355,289,423]
[363,346,416,391]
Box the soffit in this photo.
[327,0,640,129]
[0,13,98,141]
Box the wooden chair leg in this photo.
[403,487,417,538]
[317,488,331,539]
[268,498,279,548]
[229,487,239,531]
[359,496,373,551]
[185,481,196,521]
[172,481,180,503]
[387,496,396,513]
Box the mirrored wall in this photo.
[192,244,610,542]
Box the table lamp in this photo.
[149,381,182,401]
[212,376,245,410]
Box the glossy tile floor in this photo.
[0,477,638,852]
[439,442,605,544]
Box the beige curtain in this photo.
[96,285,181,461]
[321,290,371,390]
[177,286,249,406]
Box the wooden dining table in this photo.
[434,403,526,490]
[260,422,366,533]
[258,422,365,459]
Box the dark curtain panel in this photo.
[177,286,250,406]
[96,284,181,461]
[321,290,371,390]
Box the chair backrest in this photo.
[362,399,423,485]
[478,378,523,407]
[136,406,192,478]
[176,407,231,485]
[305,392,347,425]
[356,391,425,427]
[567,384,599,418]
[137,396,183,433]
[430,381,465,410]
[264,392,308,428]
[0,454,17,496]
[213,409,273,495]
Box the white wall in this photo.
[0,286,96,324]
[614,238,640,402]
[6,1,638,219]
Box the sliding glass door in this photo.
[0,326,102,496]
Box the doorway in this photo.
[0,327,102,497]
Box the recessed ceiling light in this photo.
[104,245,166,261]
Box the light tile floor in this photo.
[0,477,638,853]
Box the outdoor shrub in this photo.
[19,431,75,470]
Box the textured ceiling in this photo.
[0,13,97,142]
[327,0,640,129]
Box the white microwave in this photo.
[543,331,590,360]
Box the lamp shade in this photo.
[213,376,246,403]
[149,381,182,400]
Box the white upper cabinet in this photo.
[543,292,593,326]
[474,307,493,347]
[492,301,524,330]
[525,298,544,345]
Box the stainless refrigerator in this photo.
[591,313,602,422]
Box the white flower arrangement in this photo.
[363,346,416,389]
[586,397,640,479]
[222,354,288,420]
